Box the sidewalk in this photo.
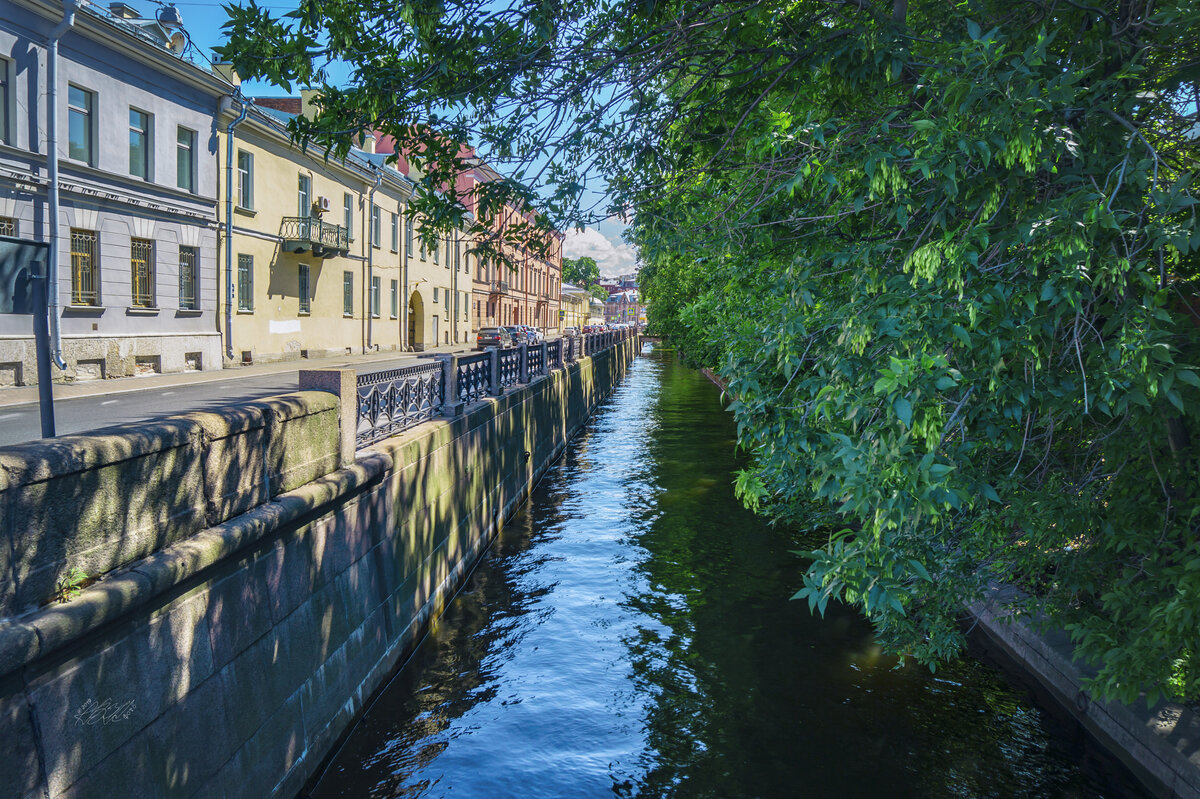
[0,342,476,409]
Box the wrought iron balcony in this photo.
[489,280,509,296]
[280,217,351,258]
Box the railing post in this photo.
[540,341,548,374]
[298,368,356,468]
[489,346,502,396]
[435,353,463,416]
[519,342,529,383]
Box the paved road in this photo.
[0,352,444,447]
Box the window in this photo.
[298,174,311,217]
[390,280,398,317]
[432,236,439,265]
[70,228,98,305]
[0,216,15,236]
[343,271,353,316]
[129,109,152,180]
[455,242,461,273]
[405,215,414,255]
[237,254,253,311]
[236,150,254,209]
[0,58,9,144]
[444,289,450,313]
[298,264,310,313]
[462,291,468,321]
[371,206,381,248]
[176,127,196,192]
[390,213,398,252]
[178,246,197,309]
[343,193,353,239]
[130,238,154,307]
[68,85,93,163]
[432,287,438,303]
[371,276,380,317]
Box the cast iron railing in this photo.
[547,339,562,369]
[498,348,521,387]
[489,280,510,295]
[528,345,545,378]
[457,352,491,405]
[356,362,444,447]
[280,217,351,257]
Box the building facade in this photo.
[559,283,590,329]
[0,0,231,384]
[217,96,473,362]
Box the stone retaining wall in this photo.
[0,336,638,799]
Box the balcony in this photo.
[280,217,350,258]
[489,280,509,296]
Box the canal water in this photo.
[308,345,1146,798]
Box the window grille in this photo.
[237,254,253,311]
[178,246,197,309]
[71,229,98,305]
[130,238,154,307]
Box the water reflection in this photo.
[308,345,1144,799]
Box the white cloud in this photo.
[563,227,638,278]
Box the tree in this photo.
[563,256,600,287]
[220,0,1200,701]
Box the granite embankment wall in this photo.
[0,337,638,799]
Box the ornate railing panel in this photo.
[528,345,545,378]
[280,217,351,256]
[356,362,444,447]
[498,348,521,387]
[547,339,562,369]
[457,352,491,405]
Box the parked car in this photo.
[522,326,544,343]
[502,325,529,345]
[476,327,515,349]
[563,326,580,337]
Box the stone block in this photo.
[204,552,273,671]
[247,392,340,498]
[0,684,44,799]
[0,417,207,615]
[218,600,323,746]
[217,689,306,799]
[0,619,39,679]
[299,368,356,469]
[190,405,269,528]
[57,672,234,799]
[28,590,215,796]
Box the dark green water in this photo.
[308,345,1146,798]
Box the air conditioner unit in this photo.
[317,196,332,213]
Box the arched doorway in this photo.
[408,291,425,351]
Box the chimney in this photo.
[212,62,241,87]
[109,2,140,18]
[300,88,321,119]
[359,133,376,154]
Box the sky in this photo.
[165,0,637,275]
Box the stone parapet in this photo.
[0,391,340,617]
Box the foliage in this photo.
[55,567,90,604]
[220,0,1200,702]
[563,255,601,287]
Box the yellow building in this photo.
[216,96,471,360]
[559,283,590,329]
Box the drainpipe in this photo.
[46,0,79,371]
[220,95,248,362]
[366,168,381,352]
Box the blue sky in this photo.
[167,0,636,275]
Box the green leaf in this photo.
[893,397,913,427]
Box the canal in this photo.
[308,344,1146,798]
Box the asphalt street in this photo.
[0,352,446,447]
